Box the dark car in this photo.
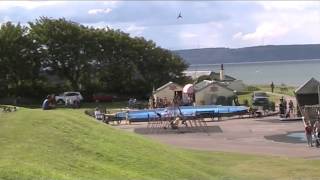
[92,93,114,102]
[252,91,269,109]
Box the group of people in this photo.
[42,94,81,110]
[149,95,182,109]
[128,98,137,108]
[279,97,294,118]
[42,95,56,110]
[304,119,320,147]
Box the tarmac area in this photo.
[116,116,320,159]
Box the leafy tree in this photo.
[0,22,42,97]
[29,17,94,90]
[0,17,189,99]
[92,28,189,97]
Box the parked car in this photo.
[92,93,114,102]
[252,91,270,109]
[55,92,83,104]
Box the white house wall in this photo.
[153,84,182,101]
[195,84,234,105]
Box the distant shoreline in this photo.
[188,58,320,67]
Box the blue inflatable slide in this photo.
[115,105,248,122]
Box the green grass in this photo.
[237,84,296,106]
[1,108,320,180]
[237,91,278,106]
[254,84,296,97]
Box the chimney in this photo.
[220,64,224,81]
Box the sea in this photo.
[186,59,320,86]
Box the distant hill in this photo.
[174,44,320,64]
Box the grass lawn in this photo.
[237,92,279,106]
[255,84,296,97]
[237,84,296,106]
[1,107,319,180]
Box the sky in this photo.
[0,1,320,50]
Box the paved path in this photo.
[116,116,320,159]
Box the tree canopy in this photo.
[0,17,189,99]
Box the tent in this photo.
[295,78,320,107]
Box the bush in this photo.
[245,86,260,92]
[269,101,275,111]
[243,99,249,106]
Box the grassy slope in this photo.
[0,108,319,180]
[237,85,296,106]
[255,85,296,97]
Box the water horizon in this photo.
[186,59,320,86]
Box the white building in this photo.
[194,81,235,105]
[153,82,183,102]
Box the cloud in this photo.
[125,24,146,36]
[233,22,289,42]
[180,32,198,38]
[103,1,121,7]
[0,1,319,49]
[88,8,112,15]
[257,1,319,11]
[177,22,224,49]
[0,1,65,10]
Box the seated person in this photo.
[42,98,51,110]
[94,108,104,120]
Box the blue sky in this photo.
[1,1,320,50]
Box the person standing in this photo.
[313,119,320,147]
[288,100,294,117]
[305,121,313,147]
[270,82,275,93]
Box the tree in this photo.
[0,17,190,99]
[0,22,42,97]
[29,17,94,90]
[92,28,189,97]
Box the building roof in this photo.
[209,72,236,82]
[194,80,213,90]
[153,81,182,94]
[183,71,211,79]
[195,81,234,93]
[295,78,320,95]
